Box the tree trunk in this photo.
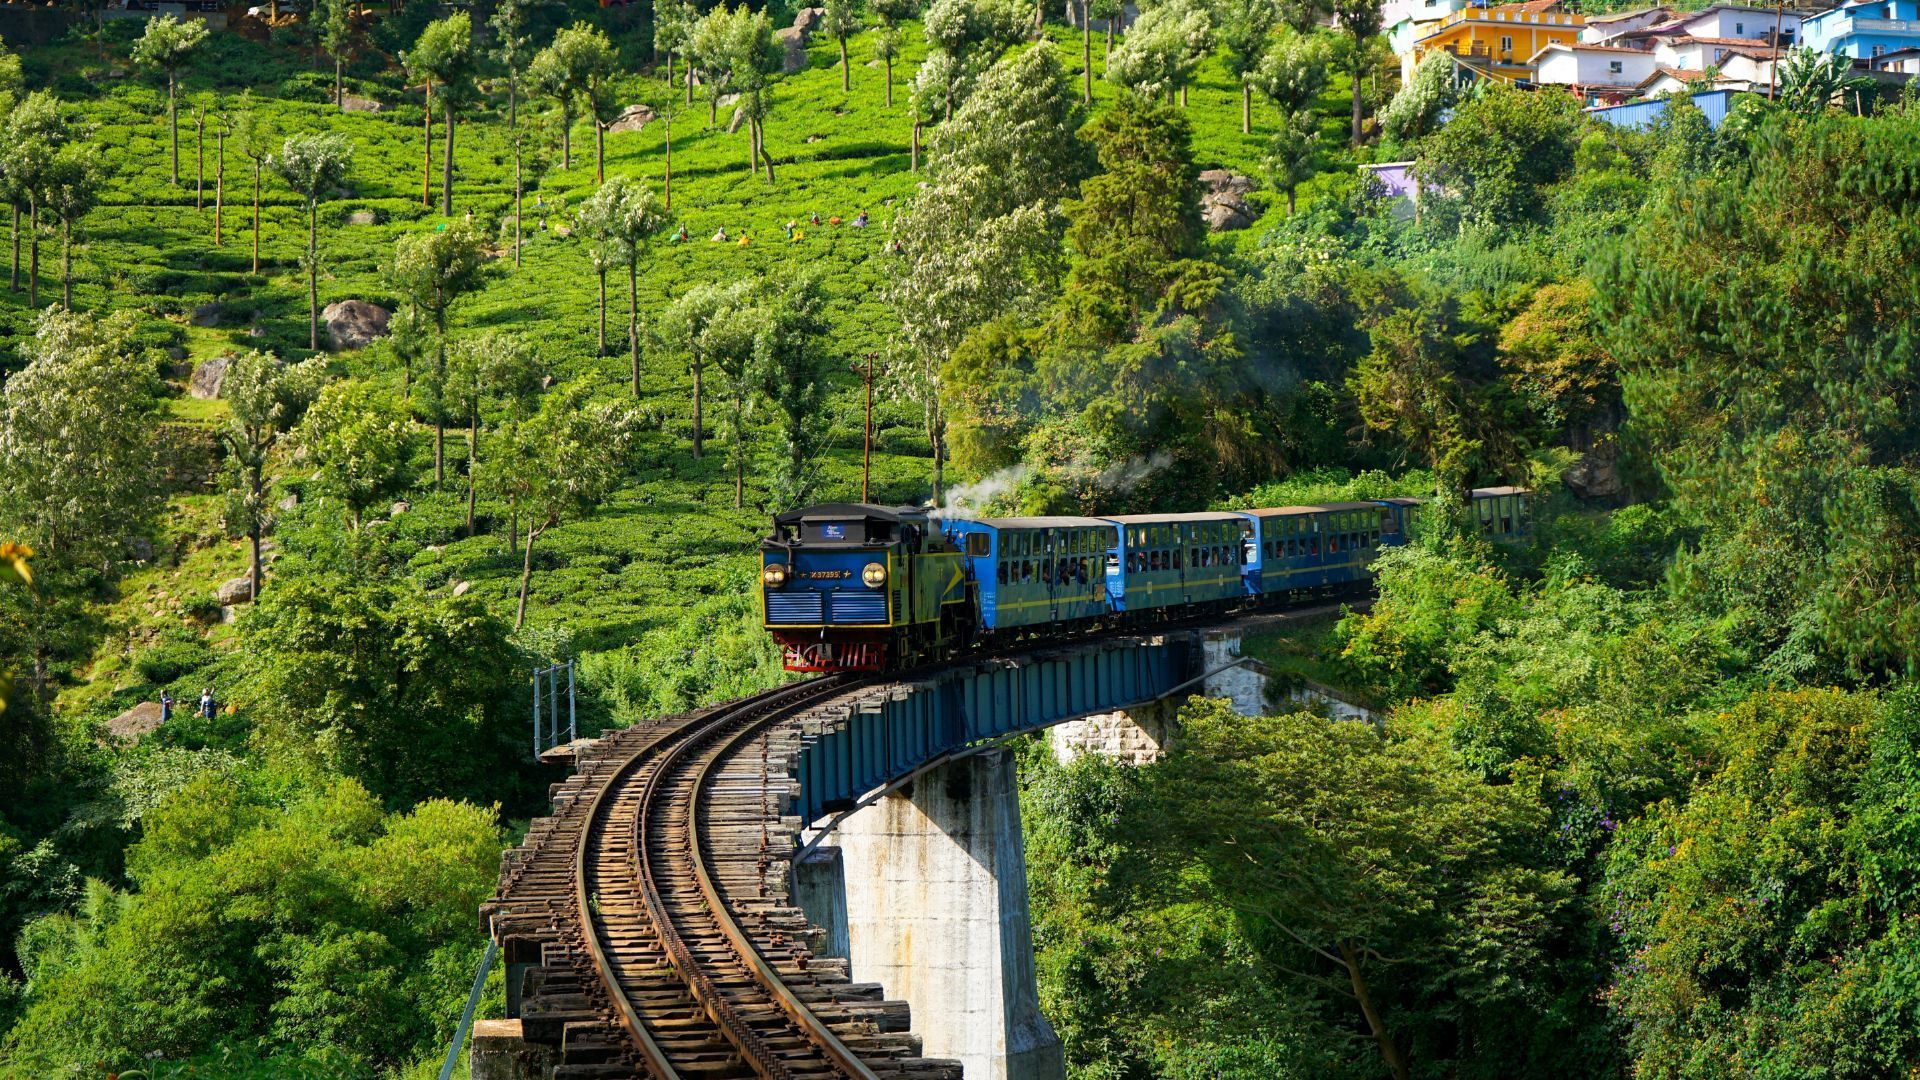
[443,99,456,216]
[667,51,675,94]
[514,146,523,266]
[628,262,641,395]
[926,399,944,506]
[168,73,180,185]
[840,37,851,91]
[758,117,775,183]
[1179,83,1187,108]
[688,62,695,105]
[215,128,225,245]
[27,203,38,308]
[734,438,744,508]
[195,109,205,210]
[335,56,343,108]
[516,524,539,628]
[9,204,17,291]
[307,201,318,349]
[1242,83,1251,133]
[664,115,672,209]
[1350,60,1364,147]
[885,56,894,107]
[1083,2,1093,103]
[252,162,262,273]
[249,526,263,600]
[1287,186,1296,214]
[60,221,71,309]
[1340,941,1410,1080]
[1107,23,1114,64]
[596,272,608,355]
[423,84,434,207]
[910,119,920,171]
[509,70,518,129]
[691,357,704,458]
[434,324,447,487]
[560,108,573,169]
[466,404,477,536]
[596,118,605,184]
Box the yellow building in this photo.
[1412,3,1587,81]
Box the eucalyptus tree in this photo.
[918,0,1027,120]
[268,132,353,350]
[41,147,102,309]
[131,14,207,186]
[655,0,696,98]
[871,0,918,106]
[317,0,355,108]
[579,177,664,392]
[485,378,637,627]
[1092,0,1123,63]
[1329,0,1384,144]
[1263,108,1317,213]
[1105,0,1211,106]
[446,331,539,536]
[1218,0,1279,132]
[489,0,533,128]
[1252,28,1330,126]
[688,7,737,126]
[1379,48,1454,147]
[220,350,327,598]
[406,13,475,215]
[694,6,780,181]
[391,221,489,486]
[528,23,615,176]
[703,289,767,508]
[298,380,413,533]
[755,271,834,506]
[231,94,272,274]
[656,280,753,460]
[883,44,1088,502]
[1,91,71,309]
[824,0,864,91]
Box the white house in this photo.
[1531,41,1661,87]
[1667,4,1801,42]
[1580,6,1673,44]
[1873,44,1920,72]
[1635,65,1716,96]
[1653,34,1777,69]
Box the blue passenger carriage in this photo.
[940,516,1118,635]
[1107,513,1247,616]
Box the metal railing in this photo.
[532,660,577,759]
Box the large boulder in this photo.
[1199,169,1257,232]
[188,356,231,399]
[792,6,825,34]
[340,94,385,113]
[1563,445,1624,502]
[107,701,166,744]
[607,104,657,134]
[775,26,810,73]
[217,575,255,605]
[347,209,377,226]
[323,300,391,351]
[191,301,222,328]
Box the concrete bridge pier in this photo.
[800,748,1065,1080]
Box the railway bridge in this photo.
[475,605,1356,1080]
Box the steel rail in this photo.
[689,688,888,1080]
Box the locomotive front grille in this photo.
[828,592,888,624]
[766,591,825,624]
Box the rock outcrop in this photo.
[1198,169,1257,231]
[322,300,391,351]
[188,356,231,400]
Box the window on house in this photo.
[1735,21,1744,33]
[1500,34,1513,51]
[1874,44,1887,56]
[1610,60,1623,72]
[1714,48,1726,61]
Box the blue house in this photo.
[1801,0,1920,61]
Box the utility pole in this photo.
[1769,0,1787,100]
[852,352,877,503]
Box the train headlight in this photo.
[763,564,788,588]
[862,562,887,588]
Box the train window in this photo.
[1108,553,1120,572]
[1309,538,1319,555]
[967,533,990,557]
[997,563,1008,585]
[1173,550,1184,570]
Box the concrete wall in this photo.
[814,750,1065,1080]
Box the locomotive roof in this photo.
[1105,512,1247,524]
[956,516,1117,530]
[1242,501,1380,516]
[1472,486,1532,497]
[774,502,928,525]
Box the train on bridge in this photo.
[760,487,1533,672]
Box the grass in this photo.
[21,16,1368,720]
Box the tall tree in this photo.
[824,0,864,91]
[1328,0,1383,145]
[484,378,636,627]
[608,178,665,394]
[131,15,207,186]
[1104,0,1211,106]
[655,0,696,95]
[407,14,474,216]
[871,0,919,106]
[0,308,161,568]
[754,272,834,506]
[1379,48,1457,148]
[704,290,766,508]
[40,146,102,309]
[231,95,272,275]
[390,221,489,487]
[220,351,327,599]
[297,380,412,533]
[656,280,752,461]
[0,91,70,309]
[1263,108,1316,213]
[269,132,353,351]
[1251,27,1329,125]
[489,0,532,129]
[883,43,1088,502]
[316,0,355,109]
[444,332,531,536]
[530,23,615,178]
[1218,0,1278,132]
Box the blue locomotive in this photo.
[760,488,1532,672]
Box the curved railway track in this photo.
[485,679,962,1080]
